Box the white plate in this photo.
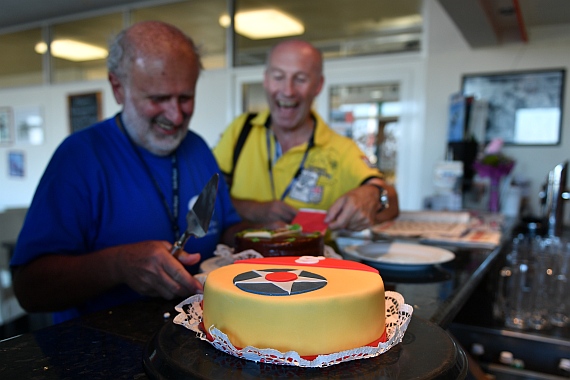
[343,242,455,271]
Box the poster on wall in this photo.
[14,105,45,145]
[8,151,25,178]
[68,92,102,133]
[0,106,13,145]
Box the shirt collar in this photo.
[255,109,332,148]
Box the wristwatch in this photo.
[368,184,390,212]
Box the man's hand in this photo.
[325,180,399,231]
[114,241,203,299]
[325,185,379,231]
[13,240,203,312]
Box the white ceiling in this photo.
[1,0,570,46]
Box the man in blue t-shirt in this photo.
[10,21,243,323]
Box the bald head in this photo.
[263,39,325,135]
[107,21,202,83]
[267,40,323,76]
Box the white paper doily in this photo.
[173,291,413,367]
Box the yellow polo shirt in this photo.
[213,110,382,211]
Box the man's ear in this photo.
[108,72,125,105]
[314,75,324,97]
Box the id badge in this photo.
[289,169,323,204]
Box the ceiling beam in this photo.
[437,0,499,47]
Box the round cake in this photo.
[202,256,385,356]
[234,225,324,257]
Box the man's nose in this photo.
[164,99,184,124]
[281,78,295,96]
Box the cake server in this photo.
[171,173,219,257]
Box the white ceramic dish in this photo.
[343,242,455,271]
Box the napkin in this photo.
[291,208,328,234]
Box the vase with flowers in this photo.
[473,138,515,212]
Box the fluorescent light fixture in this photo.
[219,9,304,39]
[35,39,108,62]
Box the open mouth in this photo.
[277,99,298,109]
[155,121,179,135]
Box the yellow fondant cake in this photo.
[202,256,385,356]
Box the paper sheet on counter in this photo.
[419,229,502,249]
[371,211,502,248]
[372,211,470,238]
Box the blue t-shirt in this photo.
[11,116,241,323]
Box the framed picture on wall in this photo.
[8,150,25,178]
[462,69,566,146]
[68,91,102,133]
[0,106,13,145]
[14,105,44,145]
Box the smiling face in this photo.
[109,22,200,156]
[263,40,324,133]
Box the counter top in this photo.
[0,241,502,378]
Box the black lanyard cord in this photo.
[115,114,180,239]
[266,120,316,201]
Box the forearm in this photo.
[374,188,399,223]
[231,198,296,224]
[231,198,268,223]
[221,221,254,246]
[362,178,399,223]
[13,248,122,312]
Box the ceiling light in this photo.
[35,39,108,62]
[219,9,304,39]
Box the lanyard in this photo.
[266,121,315,201]
[115,114,180,239]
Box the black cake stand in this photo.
[142,315,467,379]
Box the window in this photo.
[133,0,228,69]
[0,28,43,88]
[0,0,423,84]
[51,13,123,83]
[234,0,422,67]
[330,83,401,184]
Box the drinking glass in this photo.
[549,241,570,327]
[497,237,534,330]
[527,238,554,330]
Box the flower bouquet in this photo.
[473,138,515,212]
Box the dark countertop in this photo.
[0,297,176,378]
[0,240,504,378]
[0,297,469,379]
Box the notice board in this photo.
[68,92,102,133]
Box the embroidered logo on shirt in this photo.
[361,155,375,168]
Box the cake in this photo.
[234,225,324,257]
[202,256,385,357]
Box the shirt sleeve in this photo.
[340,138,384,190]
[10,135,97,266]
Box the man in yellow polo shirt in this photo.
[213,40,399,231]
